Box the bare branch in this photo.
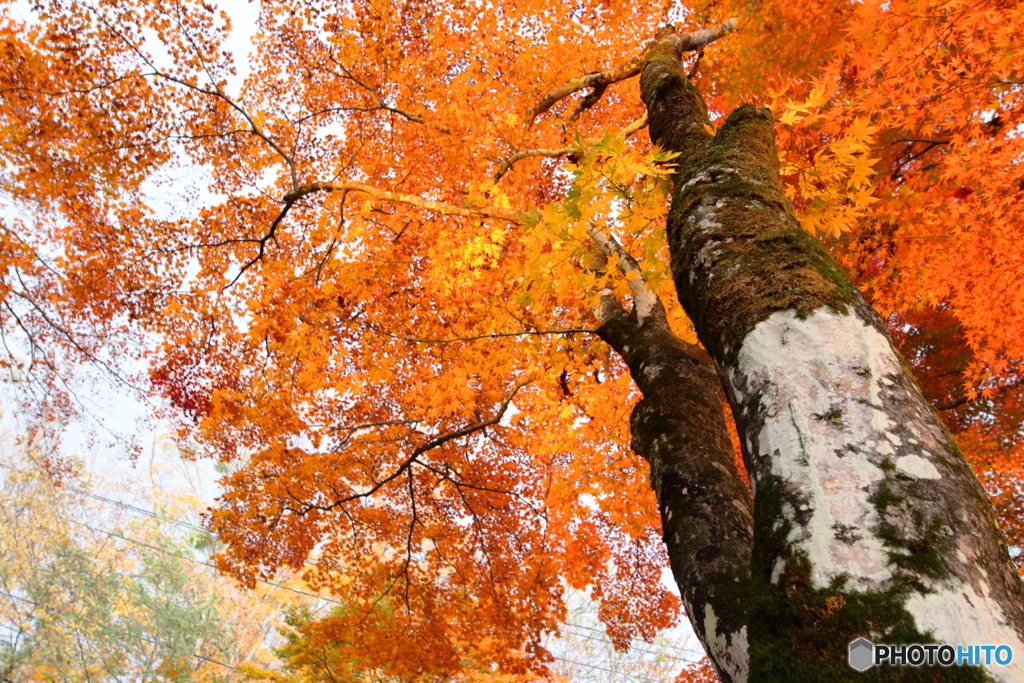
[687,50,705,79]
[567,83,607,123]
[282,378,533,515]
[90,9,299,188]
[493,111,648,182]
[580,242,628,324]
[586,221,660,323]
[493,144,579,182]
[527,20,736,122]
[283,181,524,223]
[622,110,649,138]
[217,177,520,288]
[225,198,296,286]
[367,325,594,345]
[321,53,424,123]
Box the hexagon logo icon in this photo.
[849,637,875,672]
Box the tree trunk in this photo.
[640,32,1024,683]
[591,277,753,682]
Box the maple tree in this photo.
[1,0,1024,680]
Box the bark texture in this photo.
[642,32,1024,683]
[587,246,752,683]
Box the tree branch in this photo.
[322,52,425,123]
[493,111,648,182]
[527,21,736,122]
[283,181,524,223]
[283,379,533,515]
[936,377,1024,411]
[585,222,660,323]
[366,324,593,345]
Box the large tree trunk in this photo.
[641,33,1024,683]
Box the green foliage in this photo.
[0,450,228,682]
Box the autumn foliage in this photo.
[1,0,1023,678]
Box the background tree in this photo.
[0,436,299,681]
[1,0,1022,680]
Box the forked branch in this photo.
[585,221,660,324]
[224,180,526,285]
[283,378,533,516]
[527,21,736,122]
[493,111,648,181]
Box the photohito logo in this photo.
[848,638,1014,671]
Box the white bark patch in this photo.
[694,241,722,283]
[733,309,916,590]
[771,557,786,584]
[702,604,749,683]
[627,277,659,323]
[906,586,1024,683]
[894,454,941,480]
[731,308,1024,662]
[729,626,750,683]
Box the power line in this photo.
[550,653,670,683]
[76,491,704,664]
[559,625,704,663]
[89,491,208,534]
[69,519,346,607]
[1,461,707,676]
[86,521,698,666]
[1,589,678,682]
[0,460,213,535]
[0,589,239,672]
[1,586,678,683]
[83,513,705,669]
[0,460,317,570]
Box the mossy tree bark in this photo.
[640,32,1024,683]
[586,241,752,682]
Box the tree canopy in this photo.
[1,0,1022,679]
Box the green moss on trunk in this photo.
[665,106,856,363]
[749,475,991,683]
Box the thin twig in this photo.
[492,111,648,182]
[282,181,524,223]
[367,325,594,345]
[282,379,533,515]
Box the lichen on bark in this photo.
[641,27,1024,683]
[660,103,856,365]
[595,295,753,683]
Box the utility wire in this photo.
[1,461,703,679]
[69,519,345,606]
[89,491,208,534]
[0,591,681,682]
[78,498,705,671]
[0,460,317,569]
[82,506,705,668]
[74,487,704,662]
[0,461,213,535]
[1,589,679,682]
[560,624,706,661]
[0,589,240,671]
[550,653,669,683]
